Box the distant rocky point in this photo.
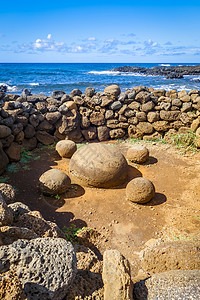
[110,65,200,79]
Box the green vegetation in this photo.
[54,194,61,200]
[169,131,197,152]
[76,143,86,150]
[6,164,19,173]
[164,230,197,242]
[20,148,41,163]
[63,224,91,243]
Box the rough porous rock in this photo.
[126,177,155,204]
[102,250,133,300]
[140,240,200,274]
[39,168,71,195]
[104,85,121,99]
[0,271,26,300]
[69,143,128,188]
[0,238,77,300]
[66,244,103,300]
[0,194,13,226]
[15,210,66,239]
[56,140,77,158]
[0,183,15,204]
[0,226,38,245]
[133,270,200,300]
[8,202,30,222]
[126,145,149,164]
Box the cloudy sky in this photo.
[0,0,200,62]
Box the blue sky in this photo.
[0,0,200,63]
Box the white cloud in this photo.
[88,37,96,41]
[47,34,52,40]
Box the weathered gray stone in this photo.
[0,183,15,204]
[0,238,77,300]
[133,270,200,300]
[8,202,30,222]
[56,140,77,158]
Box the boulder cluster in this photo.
[1,85,200,174]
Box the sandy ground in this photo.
[3,140,200,275]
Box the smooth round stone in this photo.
[56,140,77,158]
[39,169,71,195]
[126,145,149,164]
[126,177,155,204]
[69,143,128,188]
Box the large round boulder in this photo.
[39,169,71,195]
[126,145,149,164]
[56,140,77,158]
[69,143,128,188]
[126,177,155,204]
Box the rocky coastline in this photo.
[109,64,200,79]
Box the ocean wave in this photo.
[28,83,39,86]
[88,70,121,75]
[153,84,190,91]
[88,70,158,77]
[159,64,171,67]
[0,83,18,92]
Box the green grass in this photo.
[76,143,86,150]
[164,229,198,242]
[63,225,91,243]
[169,131,197,150]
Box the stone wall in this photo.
[0,84,200,173]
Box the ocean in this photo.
[0,63,200,96]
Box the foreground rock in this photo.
[39,168,71,195]
[0,183,15,204]
[0,271,26,300]
[133,270,200,300]
[126,145,149,164]
[103,249,133,300]
[0,238,77,300]
[126,177,155,204]
[69,143,128,188]
[0,194,13,226]
[140,240,200,274]
[56,140,77,158]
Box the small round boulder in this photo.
[39,169,71,195]
[0,183,15,204]
[126,177,155,204]
[126,145,149,164]
[69,143,128,188]
[56,140,77,158]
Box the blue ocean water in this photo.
[0,63,200,95]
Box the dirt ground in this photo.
[2,140,200,276]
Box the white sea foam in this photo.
[88,70,121,75]
[153,84,190,92]
[88,70,158,77]
[0,83,18,92]
[159,64,171,67]
[28,83,39,86]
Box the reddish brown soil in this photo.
[3,141,200,274]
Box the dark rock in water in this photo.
[166,73,184,79]
[0,84,7,93]
[110,64,200,79]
